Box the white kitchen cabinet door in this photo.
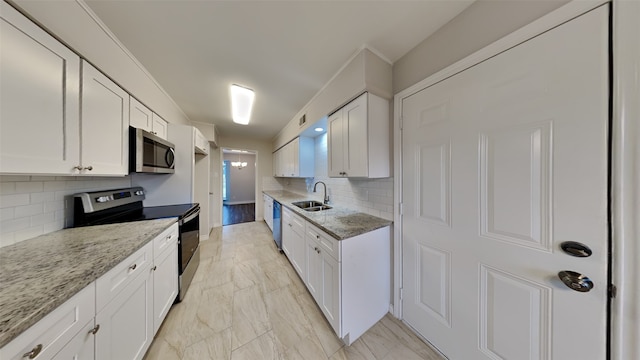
[129,97,153,133]
[289,211,306,281]
[273,137,314,178]
[319,249,341,335]
[306,237,321,303]
[151,113,168,140]
[81,61,129,176]
[263,195,273,231]
[194,128,209,155]
[281,207,293,257]
[327,110,345,177]
[51,321,95,360]
[272,149,281,176]
[95,268,153,360]
[328,92,390,178]
[152,240,177,334]
[0,2,81,175]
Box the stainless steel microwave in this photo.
[129,127,176,174]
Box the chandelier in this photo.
[231,161,247,169]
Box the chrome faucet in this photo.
[313,181,329,204]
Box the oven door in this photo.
[179,208,200,273]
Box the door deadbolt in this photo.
[560,241,592,258]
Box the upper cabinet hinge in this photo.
[399,287,403,300]
[399,202,403,216]
[609,284,617,298]
[399,116,403,130]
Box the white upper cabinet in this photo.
[0,2,81,175]
[129,97,168,140]
[194,127,209,155]
[151,113,168,140]
[273,137,314,178]
[129,97,153,132]
[0,3,130,176]
[81,61,129,176]
[328,92,390,178]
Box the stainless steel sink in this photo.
[304,205,332,212]
[292,200,332,212]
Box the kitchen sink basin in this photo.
[292,200,332,212]
[304,205,332,212]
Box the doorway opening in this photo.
[222,148,257,226]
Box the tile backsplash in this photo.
[275,134,394,221]
[0,175,131,247]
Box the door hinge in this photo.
[399,287,403,300]
[399,202,403,216]
[609,284,617,298]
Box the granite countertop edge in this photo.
[0,218,177,348]
[263,190,392,240]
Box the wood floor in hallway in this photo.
[222,203,256,226]
[144,221,444,360]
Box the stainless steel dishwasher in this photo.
[272,200,282,251]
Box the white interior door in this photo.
[401,5,609,360]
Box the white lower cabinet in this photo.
[95,262,153,360]
[0,223,179,360]
[282,207,306,281]
[263,194,273,231]
[152,225,179,334]
[306,232,341,333]
[305,221,390,345]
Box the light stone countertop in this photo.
[263,190,392,240]
[0,218,177,348]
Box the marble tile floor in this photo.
[144,221,444,360]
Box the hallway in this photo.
[144,221,444,359]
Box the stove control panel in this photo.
[74,187,146,213]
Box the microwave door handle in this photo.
[166,147,176,169]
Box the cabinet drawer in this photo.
[0,283,95,360]
[153,223,178,258]
[96,242,152,311]
[307,223,340,261]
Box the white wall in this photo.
[277,134,394,221]
[0,175,131,247]
[392,0,568,93]
[223,153,256,205]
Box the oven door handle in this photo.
[180,209,200,225]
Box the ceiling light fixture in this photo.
[314,127,324,132]
[230,84,255,125]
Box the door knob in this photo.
[558,270,594,292]
[560,241,592,257]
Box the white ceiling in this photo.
[85,0,473,141]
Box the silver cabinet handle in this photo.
[129,263,137,271]
[88,324,100,335]
[74,165,83,171]
[152,265,157,271]
[23,344,43,359]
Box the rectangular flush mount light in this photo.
[231,84,255,125]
